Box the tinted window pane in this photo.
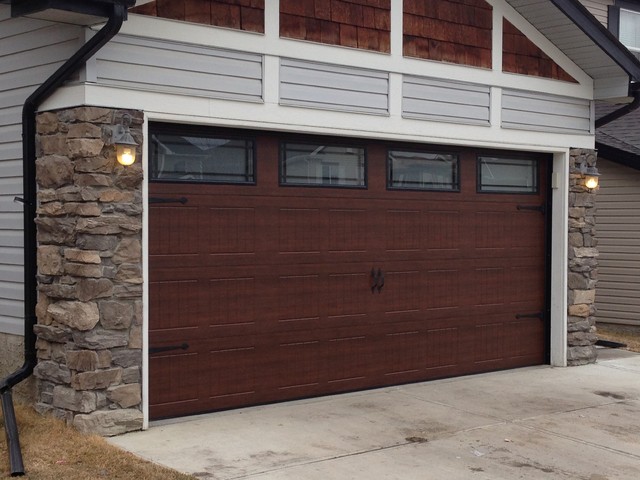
[478,157,538,193]
[388,150,458,191]
[150,132,254,183]
[620,9,640,51]
[281,143,366,187]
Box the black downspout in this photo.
[0,4,129,476]
[595,84,640,128]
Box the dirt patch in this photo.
[597,323,640,353]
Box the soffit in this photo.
[506,0,640,85]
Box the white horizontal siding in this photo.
[402,76,490,126]
[0,15,80,334]
[280,58,389,115]
[95,35,263,102]
[595,159,640,326]
[502,89,591,134]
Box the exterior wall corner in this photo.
[33,106,144,435]
[566,147,598,365]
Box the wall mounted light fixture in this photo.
[107,113,138,166]
[580,164,600,190]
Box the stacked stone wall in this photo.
[33,107,144,435]
[567,148,599,365]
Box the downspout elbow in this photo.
[595,84,640,128]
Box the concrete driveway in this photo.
[110,348,640,479]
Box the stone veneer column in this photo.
[567,148,599,365]
[33,107,144,435]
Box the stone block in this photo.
[98,189,135,203]
[113,238,142,264]
[111,349,142,368]
[47,301,100,331]
[34,360,71,384]
[39,135,68,156]
[64,262,103,278]
[38,202,66,216]
[116,264,143,284]
[76,216,141,235]
[122,366,140,384]
[74,107,113,123]
[67,122,102,139]
[77,278,114,302]
[34,324,72,343]
[65,249,102,264]
[76,234,119,252]
[573,289,596,305]
[73,408,143,436]
[573,247,598,258]
[35,216,77,244]
[74,173,112,187]
[38,245,63,276]
[128,325,142,349]
[74,156,113,174]
[66,350,99,372]
[567,273,589,290]
[568,304,590,317]
[107,384,141,408]
[67,138,105,159]
[53,385,97,413]
[114,166,144,188]
[566,346,597,366]
[99,301,134,330]
[96,350,112,368]
[71,368,122,390]
[73,328,129,350]
[36,112,59,134]
[39,283,79,300]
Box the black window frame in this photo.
[148,122,257,186]
[386,147,461,192]
[279,140,368,189]
[476,154,540,194]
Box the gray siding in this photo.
[578,0,613,27]
[502,89,591,134]
[0,10,81,334]
[280,58,389,115]
[94,35,263,102]
[402,76,490,126]
[595,159,640,326]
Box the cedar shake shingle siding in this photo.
[403,0,493,68]
[503,19,577,82]
[130,0,265,33]
[280,0,391,52]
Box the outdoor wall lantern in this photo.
[580,164,600,190]
[108,113,138,166]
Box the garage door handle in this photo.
[149,343,189,354]
[370,268,384,293]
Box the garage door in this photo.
[148,125,548,419]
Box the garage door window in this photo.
[150,130,255,184]
[281,143,366,187]
[388,150,459,191]
[478,156,538,193]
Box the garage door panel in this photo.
[149,134,549,419]
[206,207,256,255]
[149,351,201,418]
[149,205,200,256]
[150,279,202,331]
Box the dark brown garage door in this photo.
[148,127,548,419]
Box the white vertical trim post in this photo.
[141,114,150,429]
[390,0,403,58]
[550,150,569,366]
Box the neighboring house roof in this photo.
[596,101,640,169]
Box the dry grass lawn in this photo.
[598,323,640,353]
[0,403,194,479]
